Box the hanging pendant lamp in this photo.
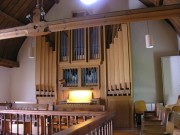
[145,21,154,48]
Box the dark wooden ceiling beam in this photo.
[139,0,156,6]
[0,4,180,40]
[139,0,164,6]
[0,9,24,26]
[164,0,180,5]
[169,18,180,36]
[0,58,19,68]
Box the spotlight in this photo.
[26,14,32,22]
[40,8,46,21]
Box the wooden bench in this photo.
[11,102,49,110]
[0,103,11,109]
[141,111,180,135]
[142,107,171,131]
[53,104,105,130]
[54,104,105,111]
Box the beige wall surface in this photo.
[131,20,178,103]
[10,38,36,102]
[0,67,11,102]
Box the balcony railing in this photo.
[0,109,115,135]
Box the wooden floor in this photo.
[114,129,140,135]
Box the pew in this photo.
[141,106,180,135]
[52,104,105,131]
[54,104,105,111]
[11,102,48,110]
[142,107,171,128]
[142,107,171,131]
[141,111,180,135]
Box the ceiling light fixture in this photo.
[145,21,154,48]
[80,0,98,5]
[26,14,32,23]
[26,0,46,23]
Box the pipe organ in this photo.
[58,26,102,93]
[35,23,133,128]
[107,24,131,96]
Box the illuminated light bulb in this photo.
[80,0,98,5]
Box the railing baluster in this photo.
[0,110,115,135]
[101,126,104,135]
[37,115,40,135]
[3,113,6,134]
[110,120,113,135]
[16,114,19,134]
[51,115,54,134]
[107,122,109,135]
[54,116,57,132]
[23,114,25,135]
[98,127,101,135]
[104,124,106,135]
[41,115,46,135]
[47,116,51,135]
[94,128,98,135]
[10,114,12,134]
[67,116,70,128]
[30,114,32,135]
[83,116,87,121]
[59,116,62,131]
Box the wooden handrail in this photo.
[0,109,105,116]
[55,112,115,135]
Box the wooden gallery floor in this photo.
[114,129,140,135]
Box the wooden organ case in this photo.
[106,24,133,129]
[58,26,102,103]
[35,23,133,128]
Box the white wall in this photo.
[161,56,180,105]
[10,38,36,102]
[0,0,178,103]
[0,67,11,102]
